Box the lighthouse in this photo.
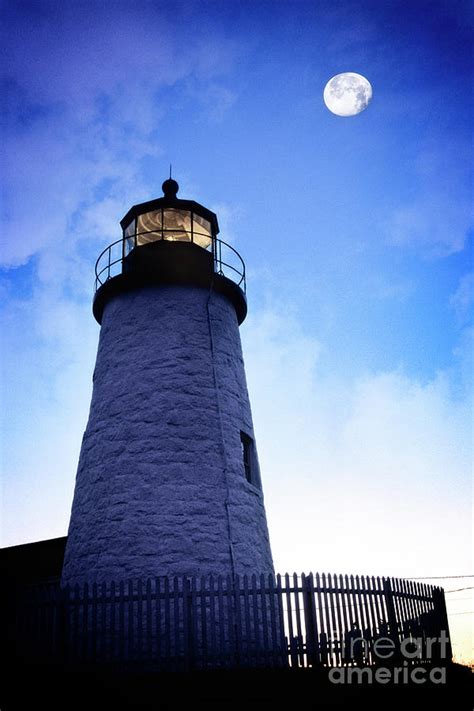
[61,177,274,585]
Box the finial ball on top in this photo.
[162,178,179,199]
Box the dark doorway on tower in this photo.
[240,431,260,489]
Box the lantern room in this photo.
[93,177,247,325]
[120,177,217,253]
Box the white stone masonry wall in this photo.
[62,285,274,584]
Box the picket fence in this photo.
[8,572,451,671]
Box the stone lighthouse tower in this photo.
[62,178,274,585]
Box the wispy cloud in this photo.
[450,271,474,325]
[384,137,473,258]
[242,306,471,578]
[1,2,238,269]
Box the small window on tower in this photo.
[240,431,253,485]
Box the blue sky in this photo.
[1,1,472,661]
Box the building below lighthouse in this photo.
[61,177,274,585]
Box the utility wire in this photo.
[410,575,473,580]
[445,587,474,593]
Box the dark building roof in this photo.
[0,536,66,584]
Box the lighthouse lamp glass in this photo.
[162,208,192,242]
[127,209,212,251]
[124,219,136,253]
[136,210,163,244]
[192,214,212,249]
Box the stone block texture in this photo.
[62,285,274,584]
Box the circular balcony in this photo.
[93,229,247,325]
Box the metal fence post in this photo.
[302,574,319,667]
[432,587,452,663]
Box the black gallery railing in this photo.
[7,573,451,672]
[94,232,246,295]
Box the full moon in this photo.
[323,72,372,116]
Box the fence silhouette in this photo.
[7,573,451,671]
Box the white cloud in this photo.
[450,272,474,325]
[194,83,238,124]
[387,201,469,257]
[1,289,98,544]
[242,306,471,575]
[384,138,473,257]
[1,3,239,269]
